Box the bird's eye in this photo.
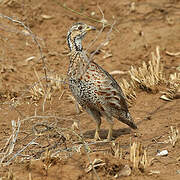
[78,25,83,30]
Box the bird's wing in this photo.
[90,62,129,112]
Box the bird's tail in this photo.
[118,112,137,129]
[125,119,137,129]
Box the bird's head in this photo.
[67,22,96,40]
[67,22,96,51]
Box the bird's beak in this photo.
[86,25,96,31]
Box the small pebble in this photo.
[156,150,168,156]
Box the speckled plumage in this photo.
[67,23,137,141]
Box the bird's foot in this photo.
[94,131,101,141]
[105,136,115,142]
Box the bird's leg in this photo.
[86,108,101,141]
[94,120,101,141]
[106,117,114,141]
[107,123,113,141]
[75,100,81,114]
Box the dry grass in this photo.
[119,46,179,104]
[129,46,164,92]
[111,141,123,159]
[169,126,179,147]
[119,46,165,104]
[119,78,137,104]
[29,71,66,102]
[164,73,180,100]
[130,141,149,171]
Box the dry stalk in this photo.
[119,78,137,104]
[117,46,179,104]
[4,137,38,166]
[59,2,119,32]
[112,142,123,159]
[0,13,47,82]
[34,122,100,179]
[80,9,116,80]
[169,126,179,147]
[90,20,116,60]
[41,149,54,176]
[86,5,116,61]
[29,72,66,102]
[48,74,66,92]
[20,115,76,123]
[166,50,180,57]
[130,141,149,170]
[0,13,51,117]
[29,172,32,180]
[129,46,165,92]
[85,5,106,55]
[165,73,180,99]
[76,124,100,180]
[115,46,167,104]
[30,69,51,106]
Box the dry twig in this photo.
[0,119,21,165]
[0,13,47,83]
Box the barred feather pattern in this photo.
[67,23,137,140]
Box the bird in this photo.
[67,22,137,141]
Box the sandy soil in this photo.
[0,0,180,179]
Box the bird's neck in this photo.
[67,33,90,64]
[67,33,83,52]
[67,42,90,79]
[67,32,90,79]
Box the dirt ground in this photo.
[0,0,180,179]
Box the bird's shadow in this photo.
[83,128,132,140]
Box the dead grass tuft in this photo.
[111,142,123,159]
[41,149,58,176]
[118,46,166,104]
[130,141,149,171]
[129,46,164,92]
[169,126,179,147]
[118,46,179,104]
[29,72,66,102]
[163,73,180,100]
[120,78,137,104]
